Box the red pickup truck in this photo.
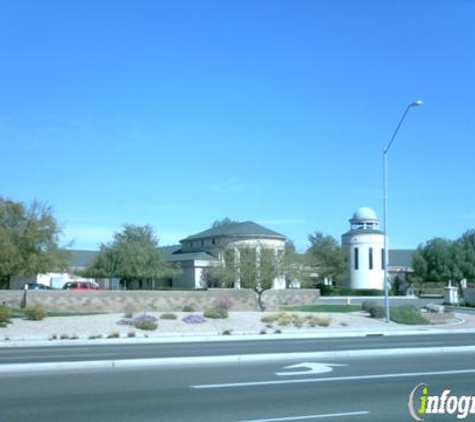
[62,281,103,291]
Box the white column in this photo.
[234,247,241,289]
[256,246,262,290]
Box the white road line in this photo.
[0,353,116,361]
[237,411,370,421]
[193,368,475,389]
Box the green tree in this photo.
[411,237,463,284]
[0,197,68,289]
[305,232,346,285]
[85,224,180,290]
[209,243,299,310]
[212,217,240,227]
[455,230,475,282]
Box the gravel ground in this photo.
[0,311,407,342]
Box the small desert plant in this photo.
[107,332,120,338]
[89,335,103,340]
[362,300,378,313]
[160,313,178,320]
[221,329,232,335]
[127,331,136,338]
[25,305,46,321]
[306,315,332,327]
[212,298,233,311]
[274,329,282,334]
[123,304,135,319]
[135,320,158,331]
[369,306,385,319]
[182,305,195,312]
[204,308,229,319]
[260,329,267,335]
[0,306,12,326]
[182,314,206,324]
[118,314,158,328]
[60,334,70,340]
[317,316,331,327]
[277,317,291,327]
[49,334,58,340]
[340,322,349,327]
[260,315,277,324]
[368,306,386,319]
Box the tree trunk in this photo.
[255,287,266,311]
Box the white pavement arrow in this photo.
[276,362,347,376]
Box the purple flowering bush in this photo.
[182,314,206,324]
[212,298,233,311]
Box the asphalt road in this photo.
[1,333,475,364]
[1,351,474,421]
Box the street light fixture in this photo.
[383,99,423,323]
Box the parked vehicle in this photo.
[62,281,103,291]
[23,283,54,290]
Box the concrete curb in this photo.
[2,345,475,374]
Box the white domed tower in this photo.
[341,207,385,290]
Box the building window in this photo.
[212,238,216,245]
[354,247,359,270]
[369,247,373,270]
[381,248,385,270]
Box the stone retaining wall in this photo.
[0,289,320,312]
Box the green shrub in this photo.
[260,315,277,324]
[369,306,385,319]
[160,313,178,320]
[0,306,12,325]
[317,284,384,297]
[135,320,158,331]
[89,335,103,340]
[107,332,120,338]
[127,331,136,338]
[182,305,195,312]
[317,317,331,327]
[306,315,332,327]
[362,300,378,313]
[204,308,229,319]
[390,305,428,325]
[25,305,46,321]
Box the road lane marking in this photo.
[237,411,370,421]
[192,368,475,389]
[0,353,117,361]
[276,362,347,376]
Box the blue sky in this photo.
[1,0,474,252]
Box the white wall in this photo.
[342,232,385,290]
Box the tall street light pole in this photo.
[383,99,423,323]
